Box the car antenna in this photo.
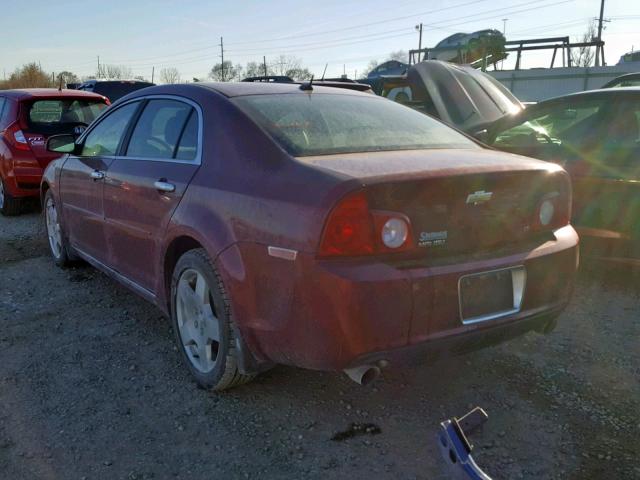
[300,75,314,91]
[321,64,328,81]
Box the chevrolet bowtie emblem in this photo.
[466,190,493,205]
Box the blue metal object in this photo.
[438,407,492,480]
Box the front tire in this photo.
[0,178,21,216]
[170,248,255,391]
[44,190,74,267]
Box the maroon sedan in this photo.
[0,89,109,215]
[42,83,578,390]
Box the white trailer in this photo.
[488,64,640,102]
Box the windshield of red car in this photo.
[232,93,479,156]
[25,99,107,135]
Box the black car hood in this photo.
[407,61,523,133]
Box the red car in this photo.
[42,83,579,390]
[0,89,109,215]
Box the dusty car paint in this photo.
[42,83,578,376]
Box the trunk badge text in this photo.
[419,231,448,248]
[466,190,493,205]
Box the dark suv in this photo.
[76,80,155,102]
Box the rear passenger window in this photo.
[126,100,193,159]
[175,111,198,161]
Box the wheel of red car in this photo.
[0,177,22,216]
[170,249,255,391]
[43,190,72,267]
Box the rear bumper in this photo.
[229,225,578,372]
[347,301,565,369]
[3,165,44,198]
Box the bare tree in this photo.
[571,21,597,67]
[209,61,242,82]
[56,71,79,88]
[363,59,380,77]
[285,67,312,81]
[269,55,301,76]
[245,61,272,78]
[98,64,134,79]
[388,50,408,62]
[159,67,181,84]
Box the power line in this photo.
[40,0,575,74]
[224,0,492,45]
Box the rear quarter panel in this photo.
[158,91,356,350]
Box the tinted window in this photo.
[126,99,192,159]
[233,94,477,157]
[82,102,139,156]
[93,82,154,102]
[27,99,107,135]
[175,111,198,161]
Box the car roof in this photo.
[540,86,640,104]
[193,82,373,98]
[0,88,108,101]
[80,79,154,85]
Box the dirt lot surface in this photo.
[1,211,639,480]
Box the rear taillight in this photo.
[3,122,30,152]
[534,190,570,231]
[318,190,414,257]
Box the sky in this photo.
[1,0,639,82]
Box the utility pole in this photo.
[595,0,605,66]
[415,23,423,62]
[151,66,155,83]
[501,19,508,70]
[263,56,268,76]
[219,36,225,81]
[97,56,101,78]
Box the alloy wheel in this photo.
[45,197,63,259]
[176,268,221,374]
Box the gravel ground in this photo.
[1,210,639,480]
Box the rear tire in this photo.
[0,178,21,216]
[170,248,255,391]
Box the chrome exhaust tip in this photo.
[343,364,381,386]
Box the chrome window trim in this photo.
[77,94,204,166]
[457,265,527,325]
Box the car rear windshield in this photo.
[232,93,478,156]
[26,99,107,135]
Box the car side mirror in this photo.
[47,134,77,154]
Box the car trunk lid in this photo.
[303,149,568,261]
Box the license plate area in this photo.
[459,266,526,325]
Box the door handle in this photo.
[90,170,105,180]
[154,180,176,193]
